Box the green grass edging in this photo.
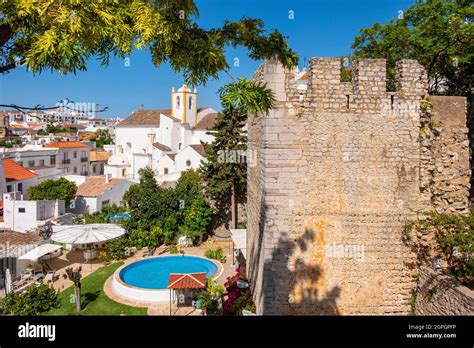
[45,262,147,316]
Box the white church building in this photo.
[105,85,218,184]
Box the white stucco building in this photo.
[1,191,66,233]
[71,175,133,214]
[105,85,217,184]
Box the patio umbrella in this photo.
[51,224,126,270]
[5,268,12,295]
[18,244,62,262]
[50,224,125,245]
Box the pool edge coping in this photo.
[113,254,224,293]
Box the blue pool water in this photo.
[119,255,218,289]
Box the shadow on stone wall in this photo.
[250,194,341,314]
[284,227,341,315]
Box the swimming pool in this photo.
[112,255,221,303]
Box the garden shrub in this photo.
[204,248,226,262]
[0,283,59,315]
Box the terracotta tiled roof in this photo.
[152,142,172,151]
[76,176,124,197]
[299,70,310,80]
[0,231,42,247]
[45,141,87,148]
[117,109,179,127]
[189,144,205,155]
[193,113,217,130]
[2,158,39,182]
[8,123,28,129]
[167,273,207,289]
[90,150,112,162]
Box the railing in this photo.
[61,159,70,164]
[80,157,88,162]
[80,171,88,176]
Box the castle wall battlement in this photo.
[247,58,470,315]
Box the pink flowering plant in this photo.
[222,268,255,315]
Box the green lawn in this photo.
[46,262,147,316]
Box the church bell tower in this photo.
[171,85,198,127]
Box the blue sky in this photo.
[0,0,414,118]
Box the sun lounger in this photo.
[20,271,33,281]
[44,270,56,283]
[32,273,45,281]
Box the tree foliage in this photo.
[409,210,474,285]
[200,78,275,224]
[94,128,113,148]
[122,167,212,244]
[351,0,473,95]
[0,0,298,85]
[0,283,60,315]
[27,177,77,206]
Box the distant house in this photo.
[89,150,111,175]
[1,192,66,233]
[0,111,10,138]
[45,141,90,175]
[72,175,133,214]
[2,158,39,195]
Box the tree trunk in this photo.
[230,182,237,229]
[74,284,81,312]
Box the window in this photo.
[82,165,86,173]
[28,160,35,168]
[176,96,180,109]
[73,167,77,174]
[186,160,191,167]
[7,185,12,192]
[64,167,69,173]
[189,96,193,109]
[92,165,97,173]
[178,143,182,150]
[18,207,26,213]
[164,168,169,175]
[39,159,45,166]
[81,150,86,157]
[73,151,78,159]
[18,183,23,192]
[122,168,126,177]
[102,200,110,207]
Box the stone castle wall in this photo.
[415,267,474,315]
[247,58,470,315]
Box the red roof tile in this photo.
[2,158,39,182]
[152,142,172,151]
[167,273,207,289]
[45,141,87,148]
[193,113,217,130]
[189,144,205,155]
[117,109,179,127]
[76,176,124,197]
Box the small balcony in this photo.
[61,159,71,164]
[80,157,88,162]
[80,171,89,176]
